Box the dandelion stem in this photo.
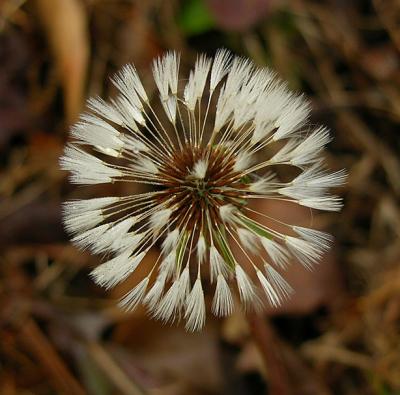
[247,312,291,395]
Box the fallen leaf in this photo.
[110,321,223,393]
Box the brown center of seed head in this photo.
[156,145,249,229]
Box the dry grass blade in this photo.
[87,342,146,395]
[19,319,87,395]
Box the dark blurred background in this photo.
[0,0,399,394]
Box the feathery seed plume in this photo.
[61,50,345,331]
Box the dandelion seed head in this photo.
[61,50,345,331]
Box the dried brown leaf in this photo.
[36,0,89,123]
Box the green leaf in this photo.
[240,175,252,184]
[179,0,215,36]
[176,231,189,272]
[240,216,273,239]
[214,227,236,270]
